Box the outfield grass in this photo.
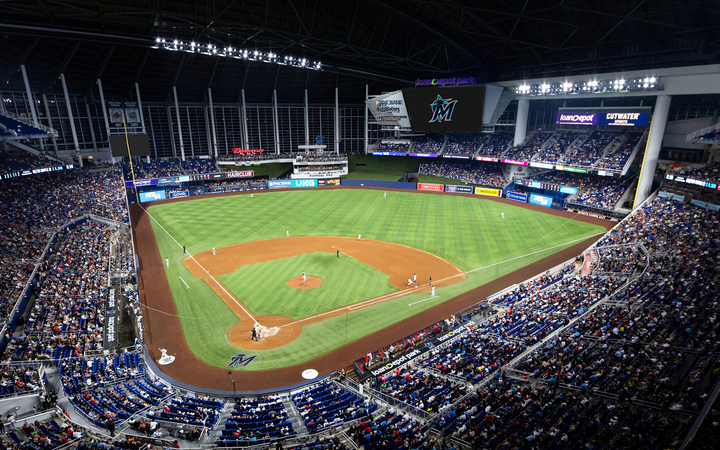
[147,189,605,371]
[217,252,396,319]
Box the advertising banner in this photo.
[506,191,527,202]
[292,179,318,188]
[556,108,650,127]
[475,187,501,197]
[444,155,470,159]
[373,151,407,156]
[556,113,597,125]
[445,185,474,193]
[409,153,438,158]
[268,180,293,189]
[601,112,648,127]
[529,193,553,208]
[418,183,444,191]
[318,178,341,186]
[226,170,254,179]
[476,156,499,162]
[401,86,486,132]
[139,190,167,202]
[125,178,158,188]
[502,159,528,166]
[559,186,578,195]
[169,190,189,198]
[365,90,412,128]
[530,162,554,169]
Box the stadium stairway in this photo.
[281,395,309,435]
[206,402,235,444]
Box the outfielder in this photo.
[502,212,505,219]
[166,258,169,267]
[286,229,290,237]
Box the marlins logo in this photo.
[225,351,258,368]
[429,95,458,123]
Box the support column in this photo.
[60,74,82,167]
[364,85,369,154]
[96,79,111,144]
[172,86,185,161]
[85,102,98,151]
[335,87,340,154]
[208,88,219,157]
[272,89,280,154]
[304,89,310,146]
[185,107,194,157]
[513,98,530,147]
[134,83,150,163]
[634,95,672,208]
[241,90,249,149]
[20,65,39,128]
[42,94,59,155]
[167,107,177,159]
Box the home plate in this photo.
[302,369,319,379]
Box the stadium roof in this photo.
[1,0,719,103]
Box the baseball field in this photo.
[135,187,607,385]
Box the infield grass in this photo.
[217,252,396,319]
[147,188,605,371]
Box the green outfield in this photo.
[217,252,396,319]
[147,188,605,371]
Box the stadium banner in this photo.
[529,193,553,208]
[476,156,499,162]
[557,108,650,127]
[658,191,686,202]
[318,178,341,186]
[235,161,260,166]
[366,90,411,128]
[360,319,478,380]
[502,159,528,166]
[138,190,166,202]
[373,151,407,156]
[292,179,318,188]
[530,162,554,169]
[565,207,621,221]
[560,186,578,195]
[226,170,254,179]
[401,86,486,132]
[444,155,470,159]
[178,175,190,182]
[103,284,121,350]
[126,179,158,188]
[268,180,293,189]
[409,153,438,158]
[418,183,444,191]
[445,185,473,194]
[415,76,477,87]
[475,187,501,197]
[168,190,189,198]
[506,191,527,202]
[341,179,418,190]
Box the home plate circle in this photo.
[302,369,319,379]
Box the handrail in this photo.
[0,110,58,136]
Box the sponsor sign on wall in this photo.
[365,90,412,128]
[292,179,318,188]
[126,179,158,188]
[268,180,293,189]
[168,190,189,198]
[373,151,407,156]
[529,193,553,208]
[475,187,501,197]
[506,191,527,202]
[318,178,341,186]
[445,185,474,193]
[556,108,649,127]
[139,190,167,202]
[226,170,254,179]
[502,159,528,166]
[418,183,444,191]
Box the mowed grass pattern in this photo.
[217,252,396,319]
[147,189,605,370]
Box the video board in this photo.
[401,86,485,132]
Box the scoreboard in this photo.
[514,179,578,195]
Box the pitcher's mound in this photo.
[288,276,323,289]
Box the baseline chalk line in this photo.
[408,295,438,306]
[178,277,189,289]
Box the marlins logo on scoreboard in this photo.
[429,95,457,123]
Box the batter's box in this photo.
[258,325,280,338]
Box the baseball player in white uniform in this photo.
[502,212,505,219]
[407,278,412,287]
[166,258,169,267]
[286,229,290,237]
[358,234,361,242]
[212,246,216,255]
[302,271,306,282]
[431,286,436,297]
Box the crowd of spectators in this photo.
[504,132,552,161]
[412,137,443,154]
[526,171,629,211]
[0,365,41,396]
[292,381,368,434]
[595,133,643,171]
[205,179,267,193]
[375,143,409,153]
[418,161,506,187]
[142,161,184,178]
[531,131,581,164]
[217,396,294,444]
[348,409,426,449]
[120,160,148,181]
[443,134,483,158]
[478,133,512,158]
[181,158,216,174]
[0,149,60,175]
[562,130,615,168]
[674,163,720,182]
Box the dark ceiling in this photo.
[1,0,719,104]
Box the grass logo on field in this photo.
[226,351,258,368]
[429,95,457,123]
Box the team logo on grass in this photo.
[226,352,259,368]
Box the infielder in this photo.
[302,271,306,282]
[212,246,216,255]
[358,234,361,242]
[407,278,413,287]
[286,229,290,237]
[166,258,169,267]
[431,286,436,297]
[502,212,505,219]
[413,273,417,283]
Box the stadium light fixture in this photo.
[151,37,323,71]
[514,76,660,96]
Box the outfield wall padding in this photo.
[340,179,418,190]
